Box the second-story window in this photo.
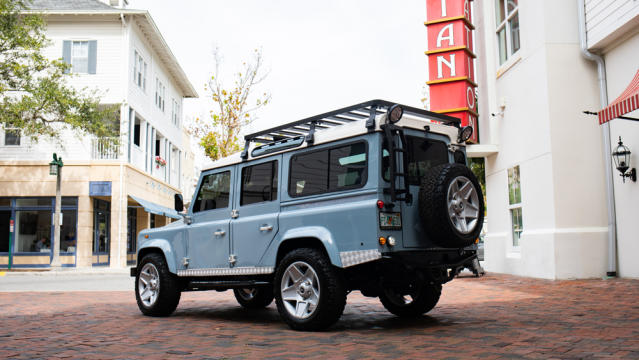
[133,50,147,91]
[495,0,520,65]
[171,99,180,127]
[155,78,165,112]
[4,128,20,146]
[62,40,97,74]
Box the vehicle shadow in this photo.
[172,304,448,332]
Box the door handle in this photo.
[259,225,273,232]
[214,230,226,237]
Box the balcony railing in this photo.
[91,137,120,160]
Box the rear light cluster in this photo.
[377,199,396,247]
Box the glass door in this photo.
[93,199,110,266]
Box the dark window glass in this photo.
[0,211,10,252]
[134,124,141,146]
[155,139,160,156]
[61,197,78,206]
[193,171,231,212]
[60,210,77,253]
[16,198,51,207]
[241,161,278,206]
[329,142,367,190]
[289,142,367,197]
[382,137,448,184]
[127,207,137,253]
[150,214,155,228]
[454,150,466,165]
[0,198,10,207]
[15,210,52,252]
[5,129,20,145]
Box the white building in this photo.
[467,0,639,279]
[0,0,198,269]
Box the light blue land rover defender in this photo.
[131,100,483,331]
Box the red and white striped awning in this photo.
[598,69,639,125]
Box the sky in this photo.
[129,0,429,136]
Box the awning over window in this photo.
[130,195,181,220]
[598,69,639,125]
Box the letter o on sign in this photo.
[466,86,476,110]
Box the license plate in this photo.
[379,212,402,229]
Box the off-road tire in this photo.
[419,163,484,248]
[274,248,346,331]
[233,288,274,309]
[135,252,181,317]
[379,283,442,317]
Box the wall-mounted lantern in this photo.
[612,137,636,183]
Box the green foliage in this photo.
[0,0,117,142]
[191,48,270,161]
[470,157,487,216]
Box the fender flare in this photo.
[138,239,178,274]
[277,226,343,267]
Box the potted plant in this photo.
[155,156,167,169]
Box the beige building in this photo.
[0,0,198,269]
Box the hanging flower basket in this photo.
[155,156,167,168]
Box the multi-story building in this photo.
[0,0,198,269]
[465,0,639,278]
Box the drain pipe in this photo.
[577,0,617,277]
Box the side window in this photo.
[289,142,367,197]
[241,161,278,206]
[192,171,230,213]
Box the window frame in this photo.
[3,128,21,146]
[192,170,232,214]
[71,40,89,74]
[171,98,180,127]
[495,0,520,66]
[287,140,369,198]
[133,50,147,91]
[507,165,523,248]
[155,78,166,112]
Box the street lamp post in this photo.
[49,153,64,268]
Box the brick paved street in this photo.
[1,273,638,359]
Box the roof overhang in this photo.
[24,9,198,99]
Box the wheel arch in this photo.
[138,239,177,274]
[274,227,342,268]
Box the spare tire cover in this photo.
[418,163,484,248]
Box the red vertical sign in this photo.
[425,0,478,143]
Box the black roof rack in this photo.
[241,99,460,159]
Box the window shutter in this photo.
[88,40,97,74]
[62,40,71,73]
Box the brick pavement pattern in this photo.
[1,273,638,359]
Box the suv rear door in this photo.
[230,156,281,268]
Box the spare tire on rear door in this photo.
[419,163,484,248]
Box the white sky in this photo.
[129,0,429,136]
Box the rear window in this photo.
[289,142,367,197]
[383,136,448,185]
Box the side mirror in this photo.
[174,194,184,212]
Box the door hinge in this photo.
[229,254,237,266]
[182,257,190,267]
[231,209,239,219]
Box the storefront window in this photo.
[0,198,10,207]
[127,207,137,253]
[0,210,10,252]
[15,210,52,253]
[60,210,77,253]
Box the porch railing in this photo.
[91,137,120,160]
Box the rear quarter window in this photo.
[289,142,367,197]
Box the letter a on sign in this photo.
[437,23,454,47]
[437,54,456,78]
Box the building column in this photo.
[76,195,93,268]
[109,165,128,268]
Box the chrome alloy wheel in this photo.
[280,261,320,319]
[237,288,257,301]
[138,263,160,307]
[447,176,480,234]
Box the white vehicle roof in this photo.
[203,100,463,171]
